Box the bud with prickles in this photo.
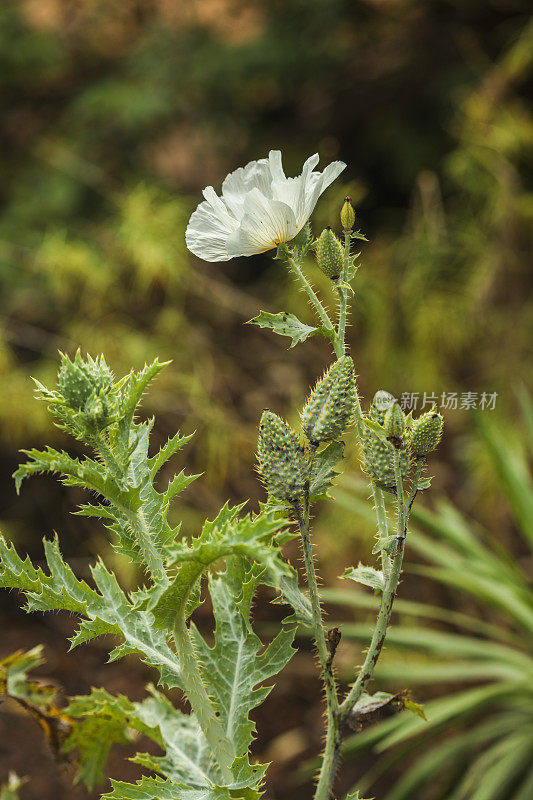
[361,390,411,491]
[257,411,310,501]
[58,350,114,411]
[341,196,355,231]
[384,402,406,448]
[316,227,344,280]
[301,356,357,445]
[411,409,444,456]
[58,352,94,410]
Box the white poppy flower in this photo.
[185,150,346,262]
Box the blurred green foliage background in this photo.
[0,0,532,797]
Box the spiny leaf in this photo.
[342,564,386,592]
[247,310,319,347]
[62,688,162,790]
[16,359,196,580]
[361,417,388,440]
[133,689,215,787]
[0,536,183,690]
[190,564,295,759]
[152,506,292,629]
[309,441,345,498]
[147,431,195,478]
[372,534,398,554]
[102,776,232,800]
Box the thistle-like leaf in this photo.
[190,563,296,759]
[15,359,198,581]
[309,441,345,498]
[0,536,183,690]
[342,564,386,592]
[247,310,319,347]
[152,505,293,629]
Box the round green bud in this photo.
[384,402,406,446]
[361,390,411,491]
[301,356,357,445]
[316,227,344,280]
[340,197,355,231]
[411,410,444,456]
[257,411,310,501]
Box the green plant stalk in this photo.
[291,485,340,800]
[372,483,392,575]
[351,392,391,572]
[173,616,235,782]
[284,249,335,337]
[334,231,351,357]
[339,455,424,720]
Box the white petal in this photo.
[222,158,273,202]
[267,150,286,183]
[301,153,320,177]
[300,160,346,225]
[226,189,298,257]
[186,198,238,261]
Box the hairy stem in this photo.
[334,231,351,357]
[339,454,424,719]
[372,483,392,575]
[173,616,235,781]
[285,251,335,336]
[292,487,340,800]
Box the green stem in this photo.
[285,252,335,336]
[292,485,340,800]
[173,616,235,782]
[372,483,392,575]
[334,231,351,357]
[339,454,424,720]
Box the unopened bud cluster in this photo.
[58,351,114,429]
[301,356,357,445]
[257,358,357,501]
[257,411,310,501]
[362,391,411,491]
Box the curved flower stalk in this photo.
[186,150,345,261]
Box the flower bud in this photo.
[58,354,94,410]
[384,402,406,446]
[301,356,357,445]
[58,351,114,412]
[340,197,355,231]
[257,411,310,501]
[362,391,411,491]
[316,227,344,280]
[411,409,444,456]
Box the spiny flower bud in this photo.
[411,409,444,456]
[340,197,355,231]
[384,402,406,446]
[362,391,411,491]
[301,356,357,445]
[257,411,310,501]
[316,227,344,280]
[58,351,114,412]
